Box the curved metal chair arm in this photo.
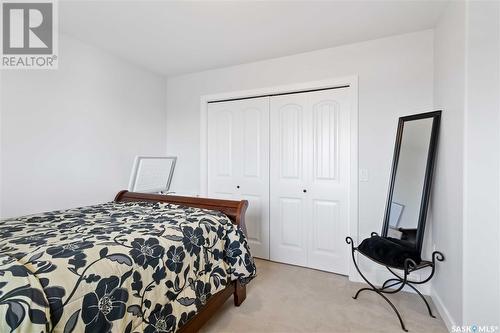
[345,236,356,249]
[410,250,445,285]
[432,251,445,263]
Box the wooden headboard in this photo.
[114,190,248,234]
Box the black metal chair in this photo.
[346,233,444,332]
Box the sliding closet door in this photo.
[306,89,350,274]
[269,93,309,267]
[207,97,270,259]
[237,98,270,260]
[270,88,350,275]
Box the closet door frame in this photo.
[200,76,359,281]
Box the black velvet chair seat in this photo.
[357,235,422,269]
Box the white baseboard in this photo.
[430,287,456,331]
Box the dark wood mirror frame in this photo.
[381,110,442,254]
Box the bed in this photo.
[0,190,256,333]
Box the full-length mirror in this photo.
[382,111,441,253]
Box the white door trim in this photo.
[200,76,359,279]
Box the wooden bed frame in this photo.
[114,190,249,333]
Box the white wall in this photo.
[166,30,434,282]
[432,1,466,328]
[433,1,500,328]
[463,1,500,327]
[0,34,167,217]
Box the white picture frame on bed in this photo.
[128,156,177,193]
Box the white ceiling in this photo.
[60,1,448,76]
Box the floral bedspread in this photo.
[0,201,256,332]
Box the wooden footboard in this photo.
[114,190,248,235]
[177,280,246,333]
[114,190,249,332]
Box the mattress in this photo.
[0,201,256,332]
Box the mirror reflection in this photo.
[387,118,433,244]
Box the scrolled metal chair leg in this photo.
[352,286,408,331]
[381,278,403,291]
[382,278,398,289]
[353,287,373,299]
[405,282,435,318]
[356,279,401,299]
[346,237,408,332]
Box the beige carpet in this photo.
[201,259,447,333]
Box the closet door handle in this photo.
[303,189,307,193]
[236,185,240,189]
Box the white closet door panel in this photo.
[208,97,270,259]
[306,89,350,274]
[313,100,339,182]
[279,104,303,179]
[208,102,238,200]
[274,196,307,265]
[270,94,309,266]
[238,97,270,259]
[240,191,269,259]
[242,107,261,177]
